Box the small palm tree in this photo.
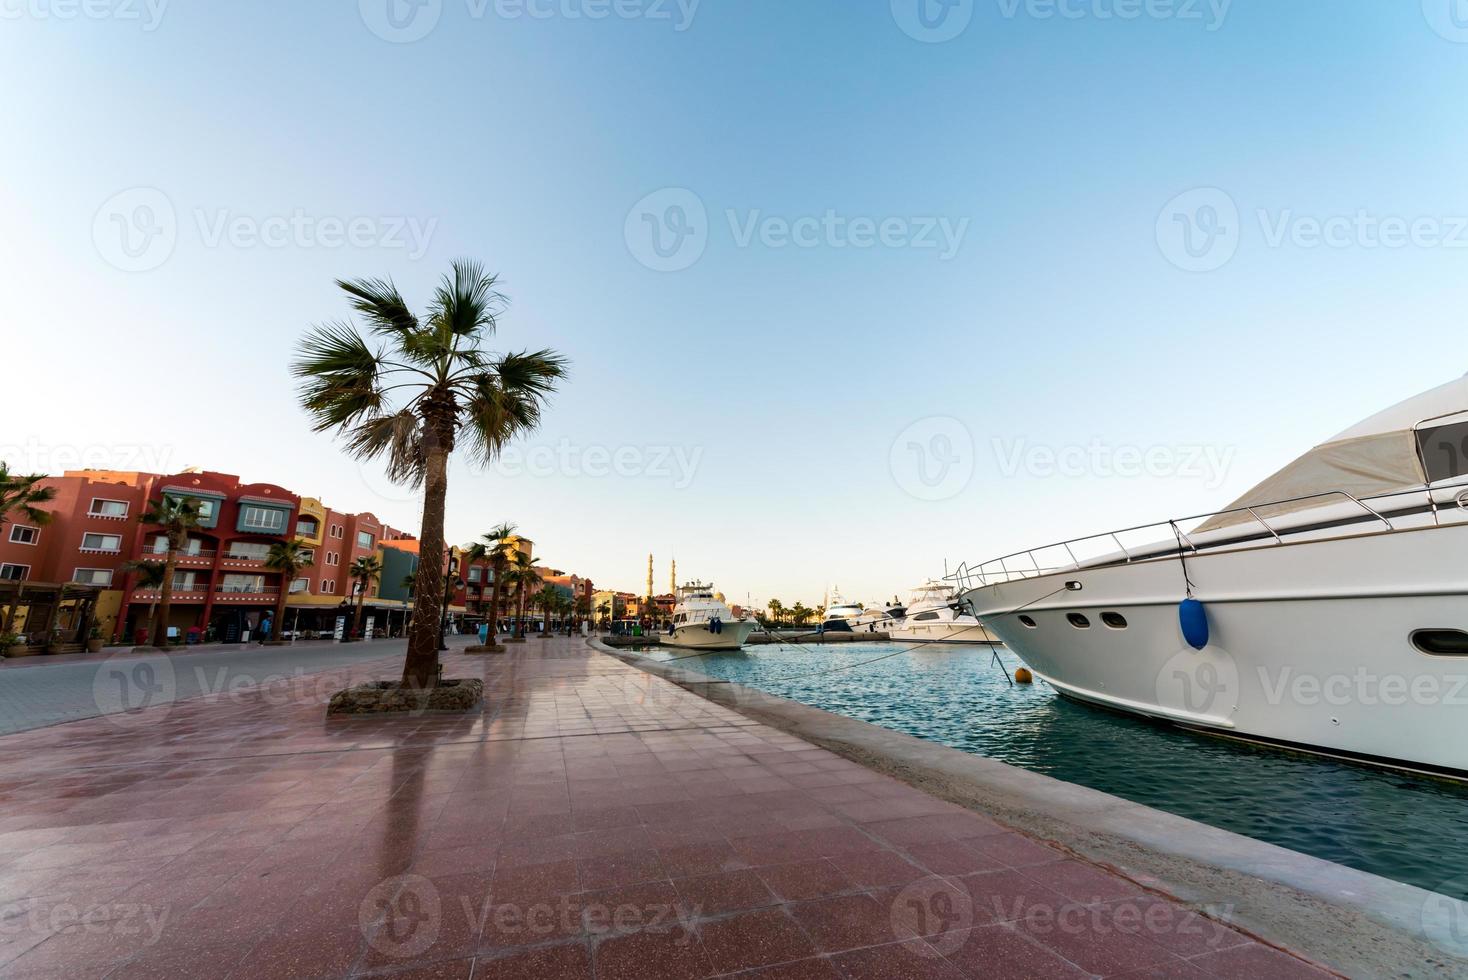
[573,594,590,633]
[463,521,516,646]
[292,260,567,687]
[501,552,541,638]
[597,600,611,629]
[123,560,167,646]
[791,602,811,626]
[140,495,202,647]
[264,539,314,644]
[348,554,382,639]
[0,464,56,530]
[767,598,784,625]
[534,585,560,637]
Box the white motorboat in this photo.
[665,582,757,651]
[951,374,1468,780]
[887,580,989,643]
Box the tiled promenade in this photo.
[0,636,1334,979]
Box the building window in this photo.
[330,524,343,539]
[220,574,265,593]
[196,499,216,520]
[356,530,374,550]
[326,552,339,566]
[1,564,30,581]
[147,536,205,556]
[467,567,481,583]
[73,568,114,586]
[301,549,315,564]
[295,518,318,537]
[239,506,286,532]
[8,526,38,545]
[172,571,197,590]
[88,499,128,518]
[290,578,310,594]
[81,533,123,553]
[227,542,271,561]
[323,579,335,594]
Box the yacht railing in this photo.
[946,479,1468,591]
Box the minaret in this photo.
[646,553,654,599]
[670,559,677,595]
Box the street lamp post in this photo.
[438,555,460,652]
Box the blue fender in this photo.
[1179,598,1209,651]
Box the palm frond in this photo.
[292,321,385,433]
[336,277,419,336]
[343,409,426,486]
[431,259,504,340]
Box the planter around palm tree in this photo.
[264,539,314,644]
[140,495,203,648]
[295,260,566,692]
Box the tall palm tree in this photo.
[501,552,541,639]
[463,522,516,647]
[122,559,167,646]
[791,602,811,626]
[140,495,202,647]
[573,594,590,633]
[292,260,567,688]
[0,464,56,530]
[348,554,382,640]
[264,539,314,644]
[597,600,611,629]
[767,598,784,625]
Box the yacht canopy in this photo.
[1196,373,1468,532]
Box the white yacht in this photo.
[820,589,867,632]
[887,580,989,643]
[665,582,757,650]
[950,374,1468,780]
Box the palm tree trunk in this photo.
[515,587,527,639]
[353,581,366,639]
[143,600,158,647]
[153,542,177,648]
[403,442,449,688]
[273,583,289,645]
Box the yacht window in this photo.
[1101,612,1128,629]
[1018,615,1037,628]
[913,612,940,622]
[1415,420,1468,482]
[1411,629,1468,656]
[1066,613,1091,629]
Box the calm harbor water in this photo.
[643,642,1468,900]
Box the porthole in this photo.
[1066,613,1091,629]
[1018,615,1037,629]
[1101,612,1128,630]
[1411,629,1468,656]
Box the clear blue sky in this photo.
[4,1,1467,607]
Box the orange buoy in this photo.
[1013,667,1033,684]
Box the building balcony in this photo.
[141,549,217,567]
[131,586,211,602]
[219,556,268,571]
[214,584,281,600]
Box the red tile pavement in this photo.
[0,636,1335,979]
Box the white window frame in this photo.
[8,525,39,545]
[88,498,129,518]
[239,506,285,532]
[1,563,31,581]
[226,541,271,561]
[80,532,123,553]
[171,570,198,590]
[290,577,311,594]
[323,579,335,594]
[356,530,374,550]
[326,551,339,566]
[72,568,114,586]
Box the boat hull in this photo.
[887,620,994,644]
[961,522,1468,778]
[665,620,758,650]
